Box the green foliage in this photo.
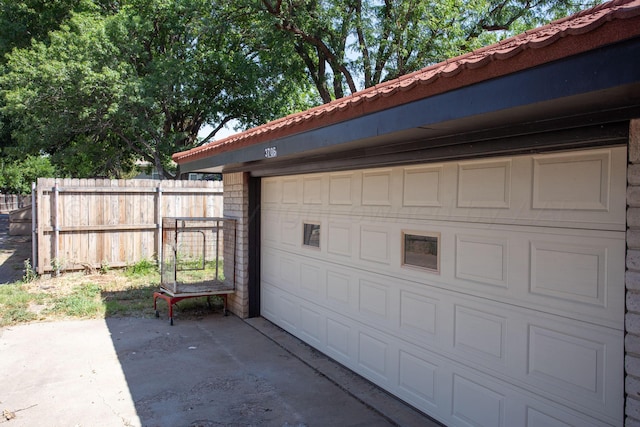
[22,259,38,283]
[0,155,58,194]
[50,257,64,274]
[125,258,157,277]
[0,0,96,63]
[0,269,161,325]
[0,0,315,179]
[50,283,104,317]
[0,0,604,179]
[99,259,110,275]
[254,0,604,101]
[0,283,40,326]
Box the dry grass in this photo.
[0,260,226,327]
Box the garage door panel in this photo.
[262,179,280,204]
[264,248,623,409]
[260,284,280,321]
[455,234,509,288]
[280,215,299,247]
[449,364,614,427]
[261,210,280,243]
[279,256,299,289]
[357,330,391,382]
[329,173,354,205]
[265,220,623,328]
[530,240,606,306]
[327,222,352,257]
[278,294,299,331]
[452,373,507,427]
[282,178,299,204]
[299,304,323,347]
[266,146,626,231]
[264,213,623,324]
[362,169,393,206]
[524,405,604,427]
[261,147,625,426]
[457,159,512,209]
[532,151,610,211]
[299,262,323,296]
[359,225,392,264]
[262,277,622,425]
[262,252,623,423]
[453,305,507,364]
[302,176,323,204]
[326,269,352,306]
[358,278,393,326]
[398,349,439,410]
[399,290,438,341]
[261,250,279,283]
[524,320,623,413]
[326,317,352,361]
[528,325,602,396]
[522,233,625,328]
[403,165,443,207]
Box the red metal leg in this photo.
[154,291,230,324]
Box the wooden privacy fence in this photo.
[0,194,30,213]
[33,178,223,275]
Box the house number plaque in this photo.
[264,146,277,158]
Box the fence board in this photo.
[33,178,223,274]
[0,194,31,213]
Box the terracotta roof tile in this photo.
[174,0,640,164]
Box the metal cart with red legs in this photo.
[155,217,236,325]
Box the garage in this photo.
[172,3,640,426]
[259,148,626,426]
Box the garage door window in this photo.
[402,231,440,273]
[303,223,320,248]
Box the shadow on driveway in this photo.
[0,313,440,426]
[0,214,31,285]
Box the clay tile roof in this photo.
[173,0,640,164]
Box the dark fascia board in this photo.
[239,121,630,177]
[180,37,640,174]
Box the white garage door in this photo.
[260,147,626,426]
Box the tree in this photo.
[0,155,58,194]
[0,0,93,62]
[1,0,314,179]
[255,0,604,102]
[0,0,101,163]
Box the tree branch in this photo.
[198,116,234,145]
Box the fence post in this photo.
[31,182,37,270]
[52,182,60,277]
[36,180,44,274]
[156,185,163,266]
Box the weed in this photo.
[0,266,173,325]
[0,283,43,326]
[22,259,38,283]
[2,306,38,326]
[125,259,157,277]
[50,257,63,274]
[99,259,110,275]
[50,283,104,318]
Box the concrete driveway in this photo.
[0,314,439,427]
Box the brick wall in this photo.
[628,119,640,426]
[223,172,250,318]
